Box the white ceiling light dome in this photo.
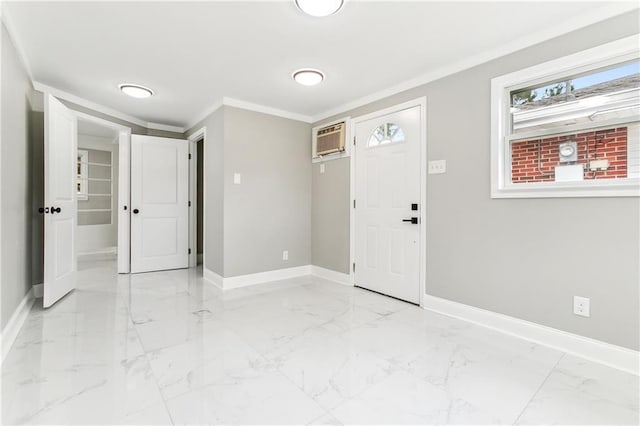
[295,0,344,17]
[293,69,325,86]
[118,83,154,98]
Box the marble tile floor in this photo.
[1,259,638,425]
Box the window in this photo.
[77,150,88,200]
[491,35,640,198]
[368,123,405,147]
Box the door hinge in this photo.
[189,153,192,160]
[353,136,356,146]
[188,248,192,254]
[352,262,356,273]
[353,199,356,208]
[188,201,191,207]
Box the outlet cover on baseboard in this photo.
[282,250,289,261]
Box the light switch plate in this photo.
[233,173,241,184]
[320,164,325,174]
[428,160,446,174]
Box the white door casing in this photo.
[354,105,422,304]
[43,94,78,308]
[130,135,189,273]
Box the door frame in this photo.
[350,97,427,307]
[73,111,132,273]
[188,127,207,268]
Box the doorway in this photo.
[352,99,426,305]
[76,119,120,261]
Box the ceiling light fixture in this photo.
[118,83,154,99]
[295,0,344,17]
[293,69,325,86]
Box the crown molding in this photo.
[32,82,185,133]
[310,2,640,123]
[222,97,313,123]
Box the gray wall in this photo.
[1,23,34,330]
[312,159,350,272]
[186,106,312,278]
[223,106,311,277]
[312,11,640,350]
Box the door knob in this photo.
[402,217,418,224]
[38,207,49,214]
[51,207,61,214]
[133,208,140,214]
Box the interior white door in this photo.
[354,105,422,304]
[130,135,189,273]
[43,94,78,308]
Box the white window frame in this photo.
[77,149,89,200]
[491,35,640,198]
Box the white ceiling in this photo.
[4,1,637,129]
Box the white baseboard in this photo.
[78,247,117,262]
[223,265,311,289]
[203,267,223,290]
[423,294,639,376]
[32,283,43,298]
[203,265,312,290]
[311,265,353,286]
[1,289,35,363]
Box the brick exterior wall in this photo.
[511,127,628,183]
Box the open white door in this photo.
[43,94,78,308]
[130,135,189,273]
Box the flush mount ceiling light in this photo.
[295,0,344,17]
[293,69,325,86]
[118,83,154,99]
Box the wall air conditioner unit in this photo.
[315,122,346,157]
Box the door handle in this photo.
[133,208,140,214]
[51,207,61,214]
[402,217,418,224]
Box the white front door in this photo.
[130,135,189,273]
[354,105,423,304]
[43,94,78,308]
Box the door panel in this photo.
[355,106,422,304]
[44,94,77,308]
[131,135,189,273]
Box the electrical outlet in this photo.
[233,173,241,184]
[573,296,590,317]
[428,160,446,174]
[282,250,289,261]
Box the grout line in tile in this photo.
[512,351,565,425]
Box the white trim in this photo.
[33,283,43,298]
[351,97,428,307]
[491,35,640,199]
[223,265,312,289]
[117,130,131,274]
[203,267,223,290]
[188,127,206,269]
[222,97,312,123]
[423,294,639,376]
[1,289,35,363]
[204,265,312,290]
[77,246,117,261]
[33,82,185,133]
[311,265,353,286]
[310,3,639,123]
